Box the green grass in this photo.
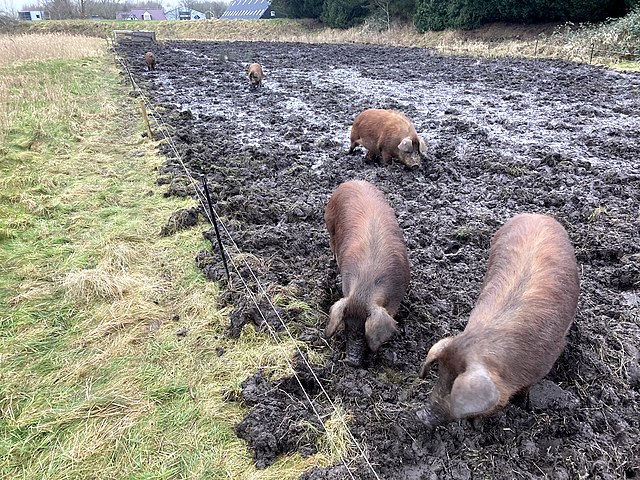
[0,42,333,479]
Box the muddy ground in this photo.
[118,40,640,479]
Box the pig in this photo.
[325,180,410,367]
[349,109,428,168]
[417,213,579,428]
[144,51,156,71]
[247,63,264,89]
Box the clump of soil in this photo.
[118,40,640,479]
[159,207,200,236]
[235,367,323,468]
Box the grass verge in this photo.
[0,35,335,479]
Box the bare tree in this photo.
[371,0,391,31]
[30,0,77,18]
[180,0,227,17]
[0,0,18,15]
[84,0,123,18]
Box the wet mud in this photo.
[118,41,640,479]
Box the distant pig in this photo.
[247,63,264,89]
[417,213,579,428]
[325,180,410,367]
[144,51,156,71]
[349,109,428,168]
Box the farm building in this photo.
[220,0,279,19]
[165,8,206,20]
[18,10,48,21]
[116,9,167,20]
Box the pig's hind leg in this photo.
[510,387,531,410]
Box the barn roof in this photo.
[220,0,271,20]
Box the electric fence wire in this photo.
[112,44,382,480]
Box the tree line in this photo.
[8,0,639,29]
[273,0,640,30]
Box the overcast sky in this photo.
[1,0,41,14]
[0,0,206,15]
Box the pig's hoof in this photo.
[344,356,363,368]
[415,407,446,430]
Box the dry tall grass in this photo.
[0,33,103,67]
[0,33,106,145]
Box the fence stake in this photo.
[590,44,595,64]
[535,39,538,57]
[139,98,153,139]
[201,175,230,283]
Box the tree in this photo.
[181,0,228,17]
[414,0,452,31]
[83,0,126,19]
[415,0,631,31]
[388,0,417,21]
[39,0,78,19]
[321,0,369,28]
[270,0,323,19]
[371,0,391,30]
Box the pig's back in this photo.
[467,214,579,376]
[325,181,409,311]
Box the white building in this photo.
[18,10,48,21]
[165,8,207,20]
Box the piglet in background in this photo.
[247,63,264,89]
[418,213,580,427]
[144,51,156,71]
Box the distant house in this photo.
[18,10,48,21]
[220,0,279,20]
[116,9,167,20]
[165,7,206,20]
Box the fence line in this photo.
[112,45,382,480]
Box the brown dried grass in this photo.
[0,33,103,67]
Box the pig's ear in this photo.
[419,337,453,378]
[326,298,347,338]
[365,306,398,352]
[398,137,413,153]
[419,138,428,156]
[450,364,499,418]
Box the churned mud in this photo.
[118,40,640,479]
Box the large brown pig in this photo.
[325,180,410,367]
[349,109,428,168]
[144,51,156,71]
[417,213,579,427]
[247,63,264,89]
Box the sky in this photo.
[1,0,36,14]
[0,0,224,15]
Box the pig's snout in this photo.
[401,153,421,169]
[416,402,449,429]
[344,336,366,367]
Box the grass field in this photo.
[0,33,338,479]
